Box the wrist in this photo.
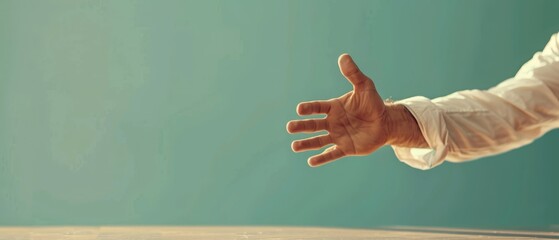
[384,103,428,148]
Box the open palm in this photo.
[287,54,389,167]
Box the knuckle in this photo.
[315,137,323,146]
[309,120,317,131]
[288,121,297,130]
[289,122,299,131]
[346,66,361,78]
[311,102,319,113]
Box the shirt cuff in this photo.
[390,96,449,170]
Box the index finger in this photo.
[297,100,331,116]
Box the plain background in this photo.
[0,0,558,229]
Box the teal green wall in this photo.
[1,0,558,229]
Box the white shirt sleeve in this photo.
[392,32,559,170]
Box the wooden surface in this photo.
[0,226,557,239]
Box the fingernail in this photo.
[339,53,351,63]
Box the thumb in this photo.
[338,53,375,91]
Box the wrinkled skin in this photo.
[286,54,390,167]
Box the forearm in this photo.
[388,33,559,170]
[432,85,559,161]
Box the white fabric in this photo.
[392,32,559,170]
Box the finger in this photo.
[337,53,376,91]
[297,100,331,116]
[308,146,345,167]
[286,119,328,134]
[291,134,333,152]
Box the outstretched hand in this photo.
[286,54,390,167]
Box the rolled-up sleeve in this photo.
[392,32,559,170]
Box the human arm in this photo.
[392,32,559,169]
[287,33,559,169]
